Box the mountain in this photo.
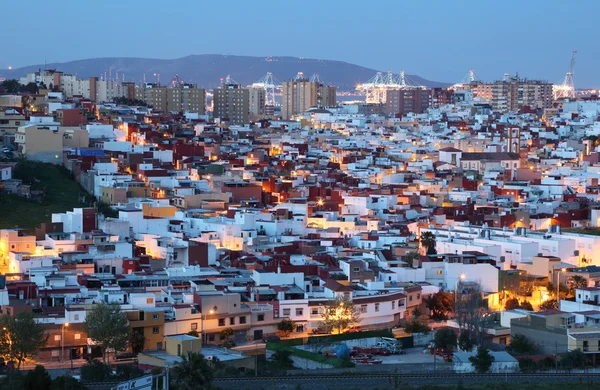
[6,55,450,91]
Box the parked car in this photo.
[311,328,328,335]
[115,352,137,360]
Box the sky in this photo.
[1,0,599,86]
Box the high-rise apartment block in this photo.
[470,75,553,111]
[248,86,266,119]
[282,74,337,120]
[213,83,250,124]
[385,88,430,116]
[134,84,206,114]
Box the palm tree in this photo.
[172,352,214,390]
[420,231,437,255]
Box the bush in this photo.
[81,360,112,382]
[519,357,536,373]
[507,334,538,355]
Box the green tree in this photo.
[519,300,534,311]
[21,82,39,95]
[507,334,538,354]
[504,298,520,310]
[469,347,495,373]
[518,357,537,373]
[424,291,454,320]
[402,316,431,334]
[219,327,235,348]
[0,311,48,369]
[420,231,437,255]
[171,352,214,390]
[270,349,294,370]
[434,327,457,351]
[81,360,112,382]
[129,330,145,354]
[187,330,199,337]
[538,299,558,311]
[1,80,21,94]
[115,364,145,381]
[458,330,473,352]
[320,295,361,334]
[560,349,585,370]
[404,251,420,264]
[84,303,130,364]
[277,319,296,338]
[23,365,51,390]
[50,376,88,390]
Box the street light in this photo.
[455,273,466,303]
[556,267,567,303]
[62,322,69,363]
[201,307,217,345]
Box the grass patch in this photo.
[0,160,92,232]
[266,342,344,368]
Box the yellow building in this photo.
[127,309,166,351]
[14,124,89,164]
[0,229,36,258]
[141,203,176,218]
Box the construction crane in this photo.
[449,69,476,90]
[554,50,577,100]
[250,72,281,107]
[170,74,186,88]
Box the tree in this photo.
[507,334,538,355]
[504,298,520,310]
[402,316,431,334]
[23,365,51,390]
[518,357,537,373]
[320,295,361,334]
[560,349,585,370]
[1,80,21,94]
[404,251,420,265]
[469,347,495,373]
[171,352,214,390]
[84,303,130,364]
[425,291,454,320]
[50,376,88,390]
[458,330,473,352]
[129,330,145,354]
[434,327,457,351]
[270,349,294,370]
[219,327,235,348]
[568,275,587,297]
[538,299,558,311]
[420,231,437,255]
[455,291,490,346]
[21,82,39,95]
[277,319,296,338]
[81,360,112,382]
[0,311,48,369]
[187,330,199,337]
[519,301,534,311]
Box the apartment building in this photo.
[213,83,250,125]
[282,75,337,120]
[135,84,206,114]
[248,86,266,119]
[385,88,430,116]
[468,76,553,112]
[15,124,89,163]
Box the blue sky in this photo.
[1,0,599,86]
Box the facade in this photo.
[134,84,206,114]
[282,76,337,120]
[248,86,266,119]
[468,76,553,111]
[385,88,430,116]
[213,83,250,124]
[15,124,89,163]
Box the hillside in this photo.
[6,55,450,91]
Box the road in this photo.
[214,372,600,390]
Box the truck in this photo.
[375,337,405,354]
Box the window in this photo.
[360,305,367,313]
[258,314,265,322]
[153,314,159,320]
[239,316,246,324]
[353,267,360,272]
[392,301,395,310]
[74,314,79,321]
[229,317,235,325]
[52,350,60,357]
[146,298,153,304]
[74,333,81,340]
[152,327,159,334]
[375,303,380,312]
[208,334,215,342]
[191,323,198,331]
[584,341,589,352]
[283,308,291,316]
[54,335,61,341]
[398,300,404,307]
[417,294,421,300]
[409,295,413,302]
[218,318,225,327]
[295,308,303,316]
[311,308,319,315]
[436,270,443,275]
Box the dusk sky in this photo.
[1,0,599,86]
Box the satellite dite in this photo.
[114,374,153,390]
